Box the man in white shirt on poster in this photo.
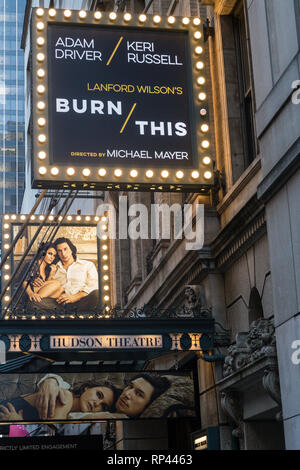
[27,237,99,314]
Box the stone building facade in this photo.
[109,0,300,450]
[19,0,300,450]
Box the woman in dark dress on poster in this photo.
[22,243,63,303]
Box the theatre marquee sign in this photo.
[50,335,163,349]
[31,8,213,192]
[1,332,212,353]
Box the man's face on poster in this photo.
[56,242,74,264]
[116,377,154,417]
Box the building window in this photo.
[233,1,257,171]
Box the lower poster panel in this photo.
[0,371,196,423]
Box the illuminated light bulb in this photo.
[102,255,108,260]
[67,216,72,221]
[36,22,45,31]
[64,9,72,18]
[30,215,36,220]
[67,167,75,176]
[161,170,169,178]
[37,52,45,62]
[182,17,190,25]
[139,14,147,22]
[197,76,206,85]
[194,31,202,39]
[85,216,91,221]
[201,124,209,132]
[114,169,122,177]
[103,265,109,271]
[146,170,154,178]
[76,215,82,221]
[37,101,45,110]
[153,15,161,24]
[202,140,210,149]
[98,168,106,177]
[4,234,9,239]
[79,10,87,19]
[104,295,110,301]
[48,215,54,221]
[203,156,211,165]
[195,46,203,54]
[168,16,176,24]
[4,296,10,302]
[4,274,10,280]
[4,215,9,219]
[109,12,117,21]
[193,17,201,25]
[37,84,45,94]
[204,170,213,180]
[103,275,109,281]
[191,170,200,179]
[4,223,9,228]
[39,215,44,220]
[104,285,109,291]
[4,244,10,250]
[124,13,132,22]
[102,235,108,240]
[196,61,204,70]
[11,215,16,220]
[37,68,45,78]
[20,215,26,220]
[38,166,47,175]
[51,167,59,176]
[101,225,108,231]
[101,216,107,222]
[82,168,91,177]
[105,306,110,311]
[4,264,10,270]
[38,134,46,143]
[94,11,102,20]
[198,92,207,101]
[38,117,46,127]
[200,108,207,116]
[94,216,100,221]
[38,151,46,160]
[49,8,56,17]
[102,245,108,251]
[176,171,184,179]
[130,169,138,178]
[36,8,44,17]
[36,37,45,46]
[58,216,63,221]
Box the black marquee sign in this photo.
[31,8,214,192]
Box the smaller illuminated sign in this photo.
[1,214,110,319]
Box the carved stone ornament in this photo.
[262,366,282,421]
[223,318,276,377]
[176,285,210,319]
[220,391,244,439]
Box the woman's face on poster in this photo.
[44,247,57,264]
[79,386,114,413]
